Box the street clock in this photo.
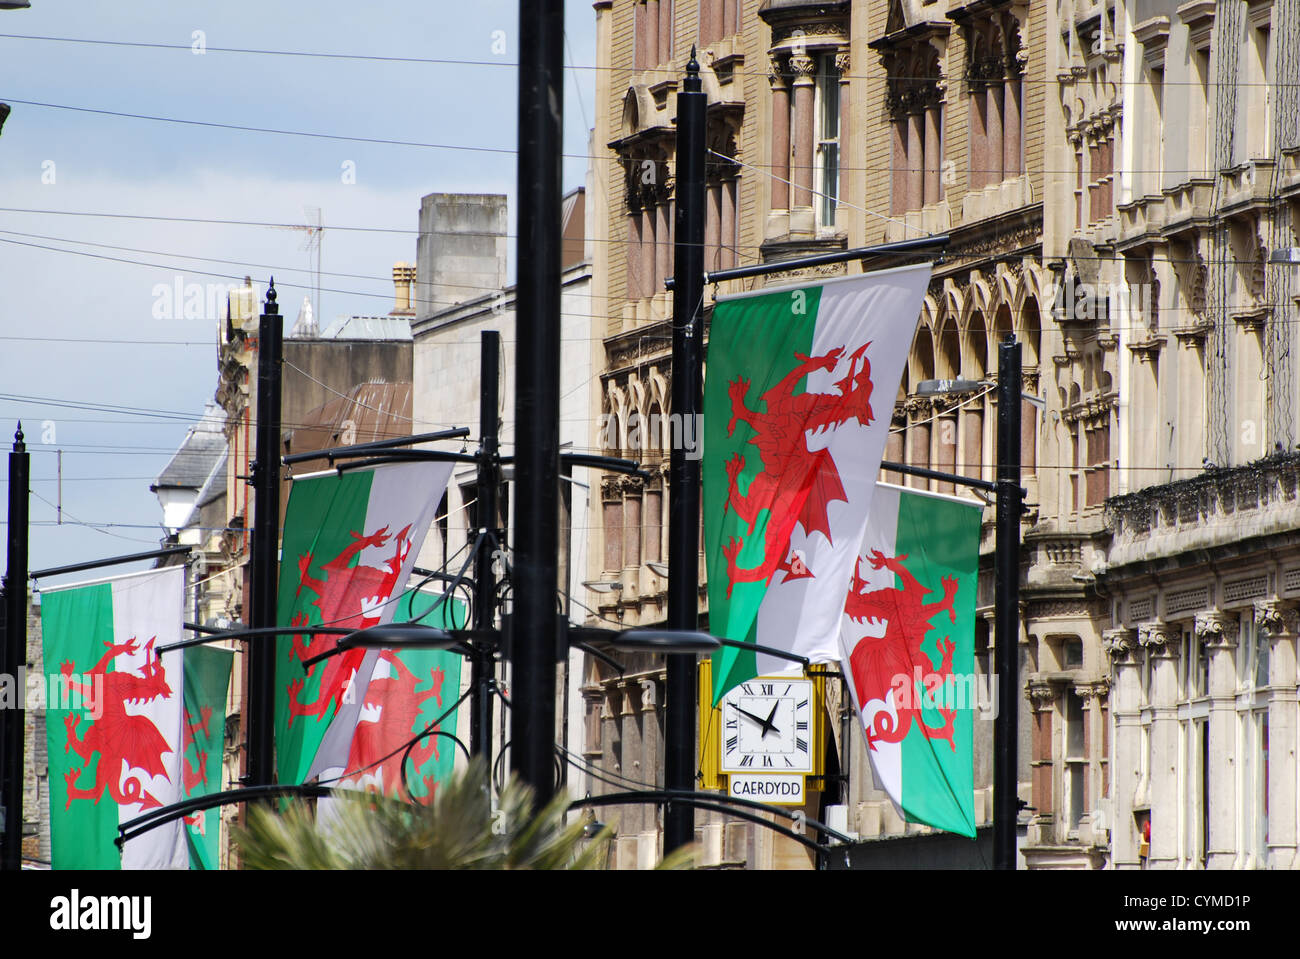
[718,676,816,775]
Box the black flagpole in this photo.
[1,424,28,870]
[664,50,707,855]
[511,0,564,802]
[473,331,501,758]
[247,281,282,787]
[994,336,1023,869]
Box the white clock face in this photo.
[719,678,814,774]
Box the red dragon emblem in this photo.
[721,344,874,596]
[343,651,446,802]
[844,550,960,751]
[181,705,212,794]
[61,637,174,810]
[287,524,414,724]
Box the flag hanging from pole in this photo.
[703,263,931,703]
[41,565,189,869]
[274,461,453,789]
[839,482,982,838]
[180,644,233,869]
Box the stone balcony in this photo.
[1103,453,1300,570]
[1217,158,1276,220]
[1115,194,1167,250]
[1278,146,1300,201]
[1160,178,1215,238]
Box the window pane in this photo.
[1066,692,1085,757]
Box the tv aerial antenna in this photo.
[277,205,323,324]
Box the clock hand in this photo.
[762,701,781,737]
[730,703,778,737]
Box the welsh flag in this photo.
[275,461,453,789]
[42,565,188,869]
[704,264,931,703]
[839,483,981,838]
[180,645,233,869]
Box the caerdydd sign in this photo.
[729,773,805,805]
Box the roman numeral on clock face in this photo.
[740,755,754,767]
[761,683,773,696]
[796,720,808,731]
[797,737,809,753]
[762,756,773,768]
[726,735,739,753]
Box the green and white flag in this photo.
[180,645,233,869]
[312,587,465,805]
[839,482,981,838]
[704,264,931,703]
[42,565,188,869]
[275,461,453,788]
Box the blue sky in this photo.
[0,1,597,580]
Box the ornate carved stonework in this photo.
[1193,611,1239,648]
[1255,600,1299,639]
[1102,627,1138,662]
[788,54,817,79]
[1075,679,1111,703]
[1139,622,1180,657]
[767,52,786,86]
[1026,681,1057,709]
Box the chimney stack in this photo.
[390,261,417,316]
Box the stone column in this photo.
[644,0,659,68]
[1256,601,1298,869]
[638,675,661,819]
[1196,611,1239,869]
[961,405,984,482]
[626,212,645,302]
[1076,680,1111,845]
[906,400,932,488]
[641,206,656,303]
[884,413,906,486]
[836,48,852,226]
[655,198,672,306]
[702,0,724,46]
[768,57,791,227]
[935,409,957,494]
[969,89,987,192]
[891,117,908,215]
[706,180,723,273]
[720,179,736,269]
[659,0,673,65]
[619,679,645,832]
[985,80,1004,188]
[602,477,624,573]
[924,101,942,206]
[623,480,642,594]
[1141,622,1181,869]
[634,0,648,71]
[907,110,925,213]
[1002,74,1021,179]
[1027,681,1057,843]
[1104,627,1142,869]
[789,54,817,233]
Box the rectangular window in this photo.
[814,53,841,228]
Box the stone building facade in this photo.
[586,0,1076,867]
[1092,0,1300,869]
